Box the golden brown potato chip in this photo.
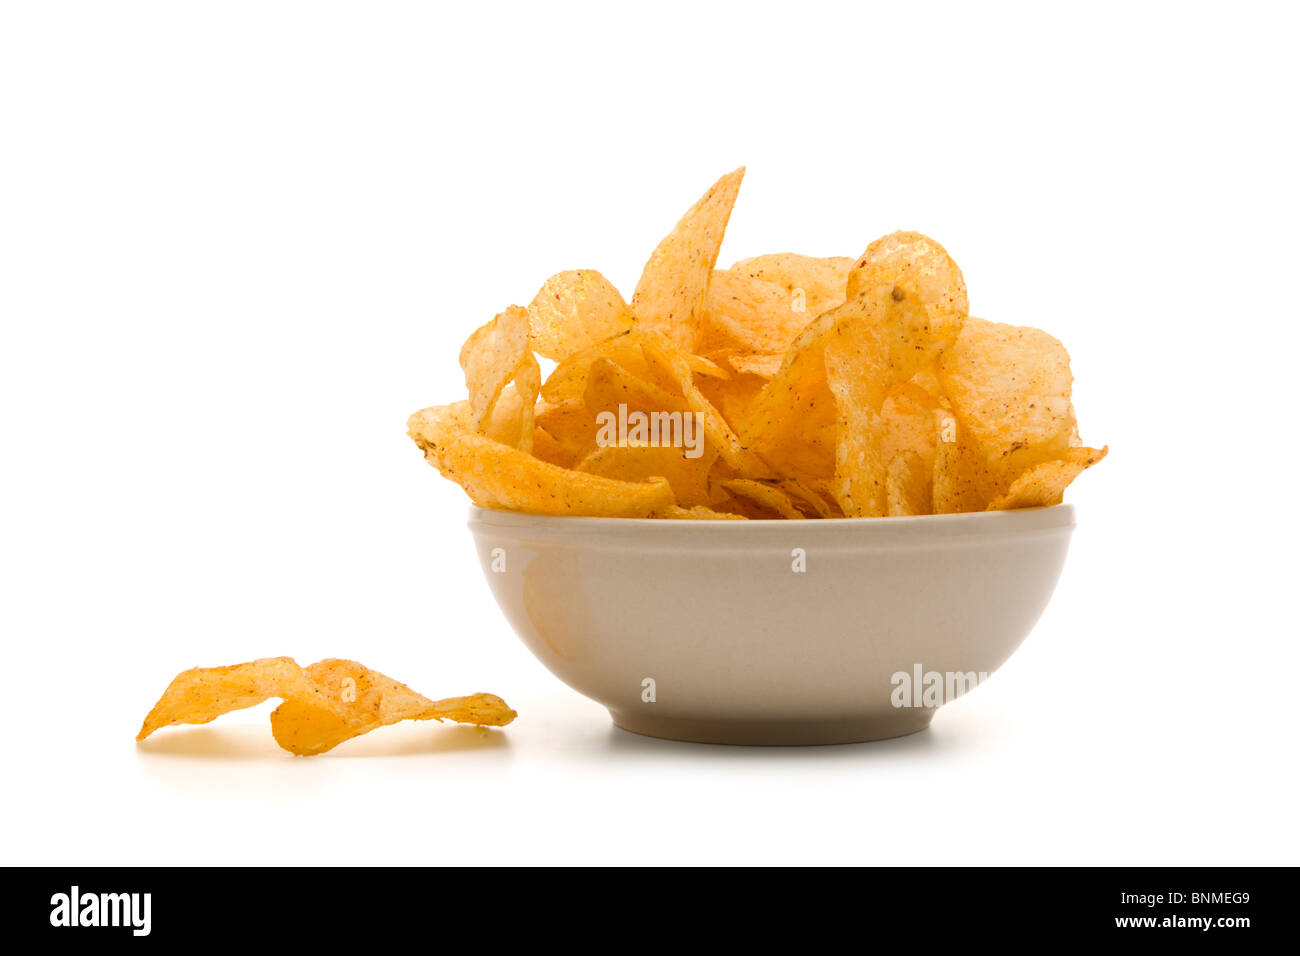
[728,253,854,318]
[639,334,766,475]
[879,378,947,516]
[577,443,717,508]
[737,306,841,481]
[938,316,1078,481]
[460,305,534,432]
[584,356,687,417]
[540,331,724,406]
[986,446,1107,510]
[530,425,578,468]
[697,269,810,355]
[269,659,516,756]
[696,366,768,431]
[483,381,541,451]
[535,397,598,460]
[720,478,806,519]
[527,270,634,362]
[824,232,969,516]
[136,657,315,740]
[659,504,748,520]
[408,403,677,517]
[632,168,745,350]
[932,413,999,513]
[138,657,516,757]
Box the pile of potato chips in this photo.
[408,168,1105,519]
[137,657,515,755]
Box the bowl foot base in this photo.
[608,709,935,746]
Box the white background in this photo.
[3,1,1297,866]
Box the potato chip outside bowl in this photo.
[468,503,1075,745]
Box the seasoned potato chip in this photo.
[698,269,810,355]
[737,306,842,481]
[720,478,806,519]
[632,168,745,350]
[577,443,717,508]
[527,270,634,362]
[727,253,854,318]
[136,657,314,740]
[408,403,677,517]
[535,396,599,460]
[269,659,516,756]
[640,334,766,476]
[986,446,1107,510]
[138,657,516,756]
[660,504,748,520]
[530,424,578,468]
[824,231,968,516]
[932,413,999,513]
[939,316,1079,483]
[460,305,534,432]
[541,331,724,406]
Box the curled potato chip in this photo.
[527,269,634,362]
[408,402,677,517]
[137,657,516,756]
[720,478,806,519]
[632,168,745,350]
[986,446,1107,510]
[136,657,315,740]
[460,305,533,432]
[269,659,516,756]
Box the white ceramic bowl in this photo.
[469,504,1075,745]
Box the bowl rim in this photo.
[468,503,1075,540]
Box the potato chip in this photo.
[459,305,533,432]
[527,269,634,362]
[136,657,315,740]
[632,168,745,350]
[737,307,841,481]
[727,253,855,318]
[408,403,677,517]
[639,334,766,476]
[938,316,1080,482]
[986,445,1107,510]
[269,659,516,756]
[697,269,810,355]
[532,397,589,455]
[720,478,806,520]
[530,424,578,469]
[541,331,724,406]
[577,443,717,507]
[660,504,748,520]
[138,657,515,756]
[932,413,999,513]
[824,231,969,516]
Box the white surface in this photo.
[2,1,1297,866]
